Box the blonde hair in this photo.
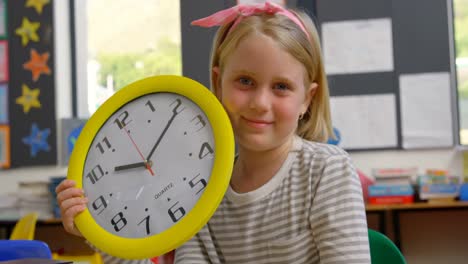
[209,9,334,143]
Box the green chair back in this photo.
[368,229,406,264]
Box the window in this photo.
[455,0,468,144]
[75,0,181,117]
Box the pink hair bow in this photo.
[191,2,309,38]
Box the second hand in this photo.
[122,126,155,176]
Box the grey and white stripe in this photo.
[84,240,153,264]
[175,136,370,263]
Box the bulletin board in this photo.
[3,0,56,168]
[316,0,455,151]
[181,0,456,151]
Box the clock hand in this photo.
[114,162,147,171]
[121,122,155,176]
[147,99,184,161]
[146,114,176,161]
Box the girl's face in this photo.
[214,33,316,152]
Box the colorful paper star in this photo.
[16,84,41,113]
[22,123,50,157]
[15,17,40,47]
[68,124,84,155]
[23,49,51,82]
[26,0,50,14]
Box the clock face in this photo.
[83,92,214,238]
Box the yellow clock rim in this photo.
[68,75,234,259]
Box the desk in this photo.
[365,201,468,250]
[0,219,62,239]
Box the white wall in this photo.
[350,148,463,179]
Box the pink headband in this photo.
[191,2,309,39]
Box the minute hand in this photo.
[146,99,184,161]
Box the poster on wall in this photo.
[57,118,87,166]
[0,40,8,81]
[0,125,10,168]
[322,18,394,75]
[0,83,7,123]
[0,0,6,39]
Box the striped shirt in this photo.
[85,241,153,264]
[175,136,371,263]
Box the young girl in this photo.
[176,2,370,263]
[56,2,370,263]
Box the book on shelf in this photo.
[373,177,412,185]
[368,195,414,205]
[419,184,459,200]
[368,184,414,197]
[372,167,418,178]
[426,169,449,176]
[372,167,416,185]
[417,174,460,185]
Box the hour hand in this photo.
[114,162,147,172]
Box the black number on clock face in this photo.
[199,142,214,159]
[188,173,207,195]
[171,98,185,114]
[86,164,106,184]
[138,215,151,235]
[145,100,156,112]
[111,212,128,232]
[191,115,206,132]
[113,110,132,129]
[95,137,112,154]
[92,195,108,215]
[168,202,186,223]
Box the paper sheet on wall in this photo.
[330,94,398,149]
[0,125,9,168]
[0,41,7,82]
[399,72,453,148]
[0,84,6,123]
[0,1,5,37]
[322,18,394,75]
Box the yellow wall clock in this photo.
[68,75,234,259]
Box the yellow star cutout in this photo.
[16,84,41,114]
[15,17,40,47]
[26,0,50,14]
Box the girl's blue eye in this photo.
[274,83,289,91]
[239,77,253,86]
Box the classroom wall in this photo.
[2,3,462,192]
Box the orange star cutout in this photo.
[26,0,50,14]
[15,17,40,47]
[16,84,41,114]
[23,49,51,82]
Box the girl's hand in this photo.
[55,179,87,237]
